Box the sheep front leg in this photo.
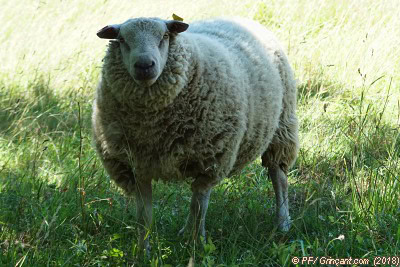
[269,166,291,231]
[135,180,152,256]
[179,181,212,241]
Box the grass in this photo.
[1,0,399,266]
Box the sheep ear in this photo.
[97,24,120,39]
[166,20,189,33]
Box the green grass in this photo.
[1,0,399,266]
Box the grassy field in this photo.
[1,0,399,266]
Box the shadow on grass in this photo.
[0,75,92,141]
[1,73,399,265]
[297,77,343,103]
[291,106,400,253]
[0,75,110,265]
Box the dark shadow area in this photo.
[297,78,341,102]
[0,76,92,141]
[323,109,400,171]
[1,73,399,265]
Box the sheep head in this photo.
[97,18,189,87]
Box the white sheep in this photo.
[93,17,299,254]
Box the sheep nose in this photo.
[134,59,155,71]
[133,56,157,82]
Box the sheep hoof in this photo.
[136,244,151,260]
[277,216,291,232]
[145,245,151,258]
[178,226,207,246]
[136,237,151,259]
[178,227,186,236]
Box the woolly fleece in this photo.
[93,17,298,197]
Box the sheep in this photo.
[93,16,299,254]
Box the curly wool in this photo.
[92,18,298,194]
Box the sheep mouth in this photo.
[135,68,157,79]
[133,74,158,87]
[130,65,158,85]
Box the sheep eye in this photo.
[159,34,169,47]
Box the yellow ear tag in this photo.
[172,13,184,21]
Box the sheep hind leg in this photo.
[267,166,291,231]
[262,123,298,231]
[179,179,212,242]
[135,180,152,256]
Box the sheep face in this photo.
[97,18,189,87]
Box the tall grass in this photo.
[1,0,399,266]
